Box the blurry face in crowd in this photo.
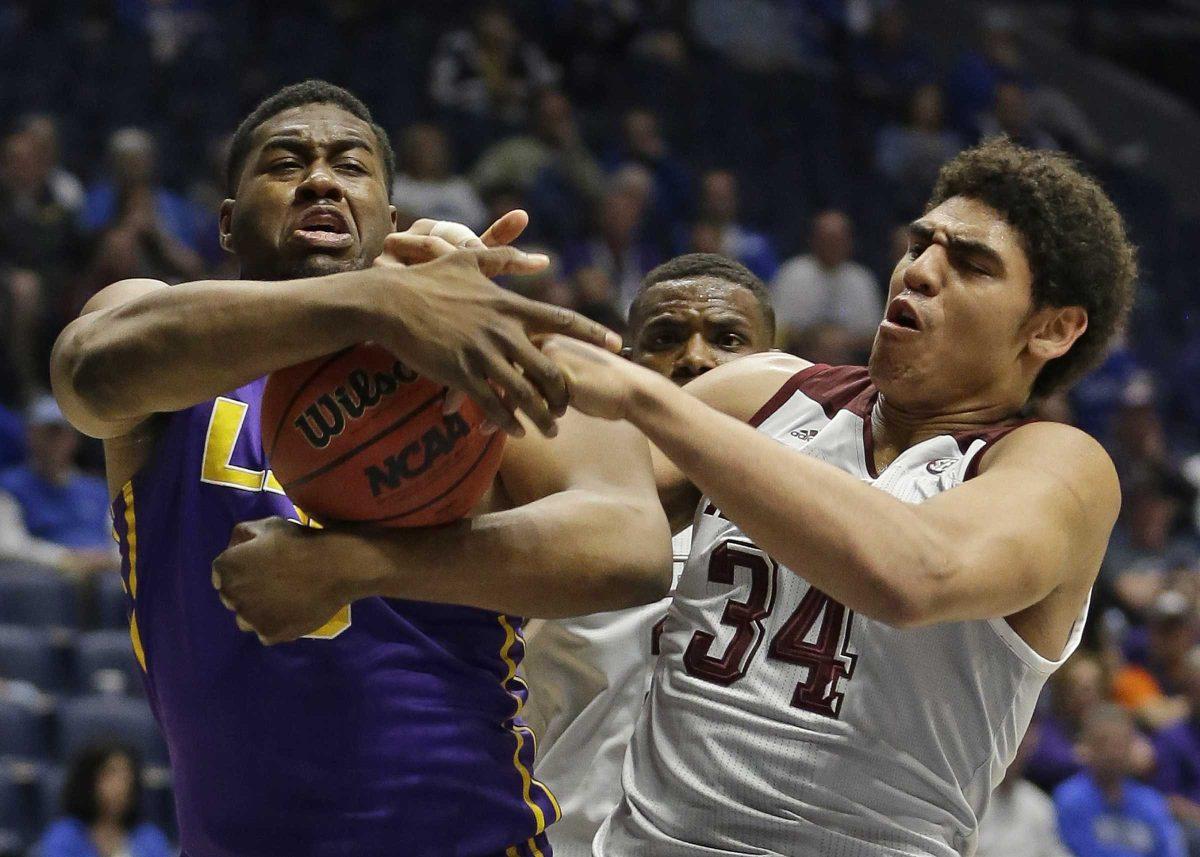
[600,189,645,244]
[811,210,853,268]
[1081,713,1135,785]
[475,8,517,53]
[95,752,136,822]
[28,423,79,482]
[624,110,663,157]
[109,132,156,189]
[402,124,450,180]
[629,277,773,383]
[994,83,1030,135]
[1149,618,1197,666]
[870,195,1085,413]
[1055,655,1105,723]
[700,171,738,224]
[2,131,44,194]
[220,103,396,281]
[910,84,945,131]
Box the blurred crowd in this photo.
[0,1,1199,855]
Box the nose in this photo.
[673,334,718,379]
[296,161,344,203]
[901,243,944,297]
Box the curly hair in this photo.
[926,138,1137,398]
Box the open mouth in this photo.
[293,207,353,250]
[884,298,923,331]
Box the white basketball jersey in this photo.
[520,530,692,857]
[595,365,1088,857]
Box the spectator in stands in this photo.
[690,170,777,281]
[605,108,693,235]
[0,125,85,403]
[564,167,660,309]
[0,404,24,469]
[771,209,881,356]
[978,82,1059,151]
[1152,647,1200,854]
[875,84,963,216]
[1113,591,1195,729]
[1055,704,1186,857]
[0,396,115,577]
[392,123,487,233]
[977,720,1070,856]
[80,128,205,255]
[946,9,1028,134]
[17,114,84,214]
[429,2,559,128]
[851,3,937,112]
[1028,652,1109,791]
[472,88,604,242]
[1104,469,1200,614]
[37,741,171,857]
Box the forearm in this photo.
[337,490,672,618]
[54,271,380,429]
[627,374,940,624]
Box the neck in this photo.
[871,391,1020,470]
[1095,774,1124,803]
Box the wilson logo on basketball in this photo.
[294,361,420,449]
[364,413,472,498]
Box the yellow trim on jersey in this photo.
[121,482,138,598]
[130,610,147,672]
[120,482,146,672]
[497,614,559,834]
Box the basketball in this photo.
[261,343,505,527]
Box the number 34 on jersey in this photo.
[665,534,859,720]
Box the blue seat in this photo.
[93,572,129,630]
[57,696,167,767]
[0,699,47,761]
[0,626,69,692]
[0,563,79,628]
[74,630,142,696]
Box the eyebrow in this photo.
[910,221,1006,275]
[260,133,375,158]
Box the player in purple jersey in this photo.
[50,81,671,857]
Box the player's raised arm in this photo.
[211,409,673,642]
[541,337,1118,638]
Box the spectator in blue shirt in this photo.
[1056,704,1186,857]
[0,396,115,575]
[37,741,172,857]
[0,402,24,469]
[685,170,778,282]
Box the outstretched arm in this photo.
[51,212,619,440]
[212,409,672,643]
[542,337,1119,632]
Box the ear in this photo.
[219,199,236,254]
[1026,304,1088,364]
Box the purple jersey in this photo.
[110,379,558,857]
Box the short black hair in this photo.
[61,741,144,829]
[630,253,776,340]
[926,138,1137,398]
[225,80,395,198]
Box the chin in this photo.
[281,253,370,280]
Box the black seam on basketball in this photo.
[265,347,355,458]
[359,429,502,524]
[281,390,446,490]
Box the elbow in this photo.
[50,324,141,434]
[602,501,674,609]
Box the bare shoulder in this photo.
[683,352,813,422]
[80,278,168,315]
[980,421,1120,522]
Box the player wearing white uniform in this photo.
[540,140,1137,855]
[521,255,777,857]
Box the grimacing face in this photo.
[220,103,397,281]
[869,195,1082,413]
[629,277,773,384]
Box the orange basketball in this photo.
[262,343,505,527]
